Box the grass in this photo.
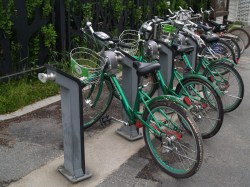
[0,76,60,114]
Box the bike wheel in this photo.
[175,77,224,139]
[233,37,245,54]
[203,63,244,113]
[82,77,113,129]
[229,28,250,49]
[142,99,203,178]
[200,40,236,64]
[220,36,241,60]
[140,72,159,97]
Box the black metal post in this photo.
[55,0,66,52]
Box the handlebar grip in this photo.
[111,37,119,43]
[117,42,133,49]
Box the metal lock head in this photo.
[101,50,118,75]
[143,40,159,59]
[173,33,188,45]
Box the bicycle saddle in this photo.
[200,34,219,43]
[197,23,213,32]
[208,20,226,32]
[133,61,160,76]
[93,32,111,41]
[172,43,195,54]
[208,20,222,27]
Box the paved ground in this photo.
[1,28,250,187]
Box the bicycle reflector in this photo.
[235,58,239,64]
[208,75,214,83]
[183,96,192,106]
[135,120,143,128]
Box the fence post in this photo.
[54,0,66,52]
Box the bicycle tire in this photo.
[199,39,236,64]
[235,37,245,54]
[229,28,250,49]
[142,99,203,178]
[140,72,159,97]
[175,77,224,139]
[203,63,244,113]
[202,39,237,64]
[220,36,241,60]
[82,77,113,129]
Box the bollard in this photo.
[38,65,91,183]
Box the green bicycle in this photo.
[136,40,224,139]
[70,45,203,178]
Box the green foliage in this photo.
[82,3,93,23]
[170,0,188,10]
[0,0,14,37]
[157,0,170,15]
[42,0,53,17]
[134,7,143,24]
[29,35,40,66]
[0,76,60,114]
[0,0,56,73]
[111,0,124,20]
[26,0,43,20]
[41,24,57,48]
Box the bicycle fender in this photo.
[180,75,223,97]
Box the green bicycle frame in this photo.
[108,74,188,136]
[181,54,223,96]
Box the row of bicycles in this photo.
[69,7,248,179]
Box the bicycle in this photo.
[135,39,224,139]
[176,22,244,112]
[70,43,204,178]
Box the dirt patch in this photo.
[0,137,15,147]
[0,96,123,148]
[0,102,62,148]
[136,159,159,182]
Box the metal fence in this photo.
[0,0,166,81]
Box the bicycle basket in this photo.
[70,47,106,85]
[161,23,176,35]
[119,30,140,56]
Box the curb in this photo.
[0,95,61,121]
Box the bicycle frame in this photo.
[136,41,222,100]
[108,74,185,136]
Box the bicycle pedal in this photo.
[99,115,112,126]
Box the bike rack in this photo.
[38,65,92,183]
[186,35,198,70]
[157,36,198,86]
[157,40,174,95]
[115,52,143,141]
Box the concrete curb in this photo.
[0,95,61,121]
